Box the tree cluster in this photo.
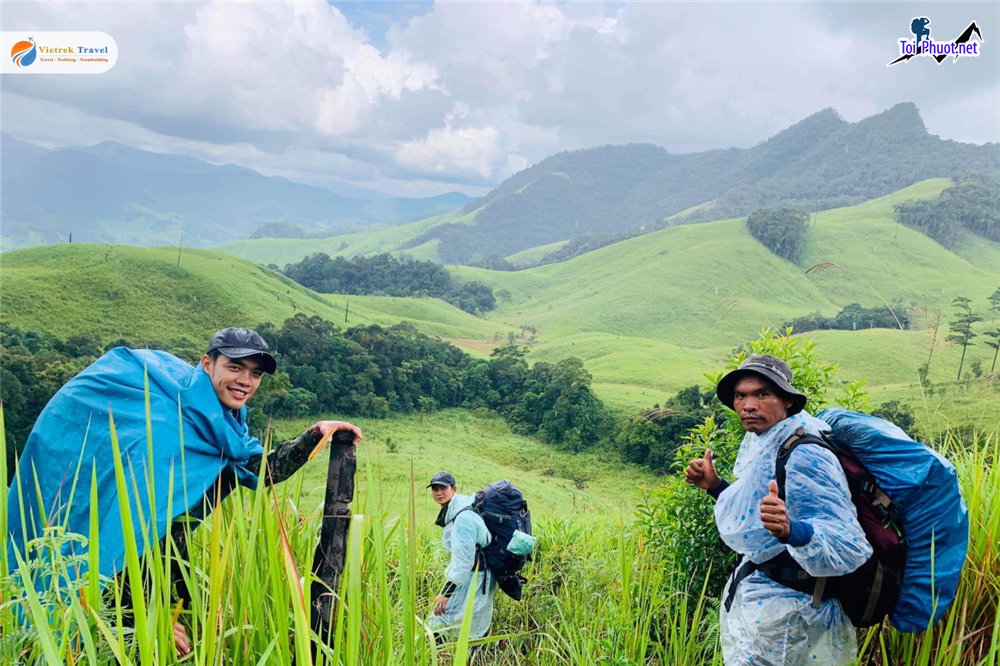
[745,208,809,262]
[253,316,612,450]
[894,171,1000,248]
[281,252,496,314]
[466,254,518,271]
[1,316,615,485]
[784,301,910,333]
[615,386,722,473]
[1,328,99,483]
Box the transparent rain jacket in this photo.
[715,412,873,666]
[426,494,497,639]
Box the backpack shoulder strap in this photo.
[774,428,835,502]
[448,505,475,526]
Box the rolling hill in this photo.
[506,240,570,267]
[450,179,1000,424]
[0,133,470,251]
[3,179,997,433]
[0,244,516,344]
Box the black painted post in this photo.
[310,429,357,647]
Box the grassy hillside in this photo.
[0,244,516,343]
[4,180,996,427]
[505,240,570,266]
[393,238,441,263]
[273,408,656,519]
[448,179,1000,417]
[213,209,478,268]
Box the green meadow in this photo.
[270,409,656,519]
[504,240,570,267]
[445,179,1000,421]
[2,404,997,665]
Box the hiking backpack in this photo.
[460,480,533,601]
[740,409,968,632]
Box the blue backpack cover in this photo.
[6,348,264,587]
[817,409,969,633]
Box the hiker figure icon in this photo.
[911,17,931,45]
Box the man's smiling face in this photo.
[200,354,265,410]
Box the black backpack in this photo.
[725,428,906,627]
[457,480,532,600]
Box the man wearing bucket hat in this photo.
[685,355,872,666]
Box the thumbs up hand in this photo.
[685,448,721,491]
[760,480,790,540]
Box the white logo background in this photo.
[1,31,117,74]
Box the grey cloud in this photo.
[2,1,996,199]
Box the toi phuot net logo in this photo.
[10,37,37,67]
[1,32,117,74]
[888,18,983,66]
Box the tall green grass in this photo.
[1,403,997,665]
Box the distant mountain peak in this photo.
[762,106,848,148]
[857,101,927,135]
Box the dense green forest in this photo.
[281,252,496,314]
[745,208,809,262]
[894,171,1000,248]
[1,316,613,482]
[253,315,613,452]
[405,104,998,263]
[531,228,647,266]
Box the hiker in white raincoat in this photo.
[686,355,873,666]
[425,472,497,640]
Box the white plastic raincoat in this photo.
[715,412,873,666]
[426,494,497,639]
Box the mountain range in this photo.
[0,133,471,250]
[410,103,999,263]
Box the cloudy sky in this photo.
[3,1,997,198]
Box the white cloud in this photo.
[179,2,440,137]
[396,105,505,180]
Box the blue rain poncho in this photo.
[6,348,263,584]
[715,412,873,666]
[426,494,497,639]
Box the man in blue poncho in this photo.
[685,355,872,666]
[6,327,362,656]
[425,471,496,644]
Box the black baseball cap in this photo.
[427,471,457,488]
[716,354,808,415]
[206,327,277,374]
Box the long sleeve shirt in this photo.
[121,429,320,609]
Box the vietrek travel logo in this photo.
[1,32,117,74]
[10,37,37,67]
[888,18,983,66]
